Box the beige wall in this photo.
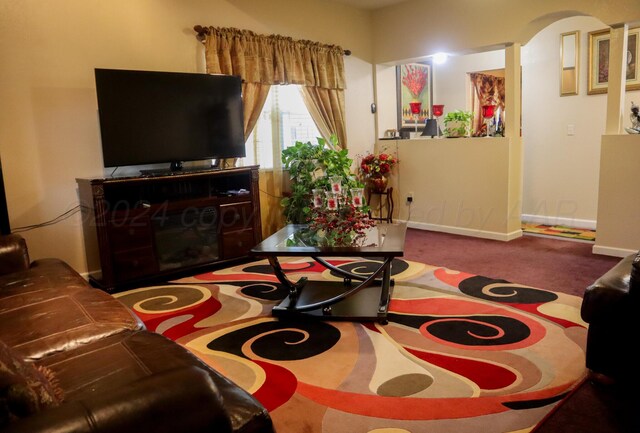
[0,0,374,273]
[593,135,640,256]
[376,137,522,241]
[371,0,640,63]
[521,16,640,228]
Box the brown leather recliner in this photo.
[0,234,274,433]
[580,250,640,383]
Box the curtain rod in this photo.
[193,25,351,56]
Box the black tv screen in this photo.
[94,68,246,168]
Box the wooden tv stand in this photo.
[76,166,262,292]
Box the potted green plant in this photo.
[443,110,473,137]
[281,136,363,224]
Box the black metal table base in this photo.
[268,256,394,324]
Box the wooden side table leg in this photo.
[366,188,394,223]
[387,187,394,223]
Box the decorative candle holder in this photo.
[325,191,338,210]
[409,101,422,134]
[312,189,324,208]
[329,176,342,193]
[432,104,444,138]
[481,104,496,137]
[350,188,364,208]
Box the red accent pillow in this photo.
[0,340,63,427]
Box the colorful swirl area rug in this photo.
[114,257,587,433]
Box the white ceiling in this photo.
[326,0,410,10]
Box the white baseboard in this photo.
[521,214,596,230]
[592,244,636,258]
[400,220,522,242]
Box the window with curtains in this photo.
[199,26,348,155]
[244,85,321,169]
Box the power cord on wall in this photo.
[392,139,412,223]
[259,189,284,199]
[11,205,81,233]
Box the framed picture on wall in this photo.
[396,60,433,131]
[588,27,640,95]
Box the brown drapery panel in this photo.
[202,26,347,148]
[469,73,505,134]
[241,82,270,141]
[301,87,346,151]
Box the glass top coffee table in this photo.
[250,223,407,323]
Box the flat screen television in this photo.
[94,68,245,172]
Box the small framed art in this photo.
[396,60,433,130]
[588,27,640,95]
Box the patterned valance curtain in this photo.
[202,27,347,148]
[469,73,505,135]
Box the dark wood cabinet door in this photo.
[76,166,262,291]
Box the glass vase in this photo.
[367,176,388,193]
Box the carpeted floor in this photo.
[115,255,588,433]
[402,228,620,298]
[531,378,640,433]
[399,228,631,433]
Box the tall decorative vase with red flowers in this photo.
[359,153,398,193]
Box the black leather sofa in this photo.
[581,250,640,383]
[0,234,274,433]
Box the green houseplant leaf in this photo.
[443,110,473,137]
[281,135,363,224]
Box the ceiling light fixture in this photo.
[433,52,448,64]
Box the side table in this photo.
[367,187,394,223]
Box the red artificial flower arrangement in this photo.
[309,203,375,247]
[359,153,398,178]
